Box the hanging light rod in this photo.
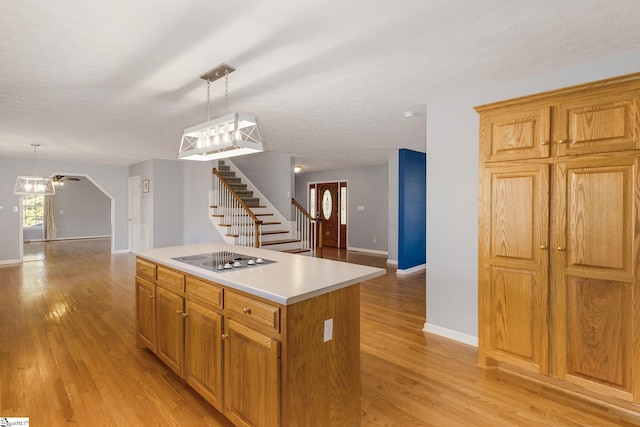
[179,63,264,161]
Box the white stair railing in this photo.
[212,168,262,248]
[291,198,319,256]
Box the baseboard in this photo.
[386,259,398,265]
[0,259,21,266]
[423,322,478,347]
[24,235,111,243]
[396,263,426,275]
[346,246,388,256]
[113,249,130,254]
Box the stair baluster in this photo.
[291,198,319,257]
[213,168,262,248]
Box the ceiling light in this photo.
[14,144,55,196]
[179,64,263,161]
[294,165,302,173]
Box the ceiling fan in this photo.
[52,175,81,185]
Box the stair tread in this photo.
[282,248,311,254]
[261,238,302,246]
[261,230,290,235]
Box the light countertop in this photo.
[135,243,386,305]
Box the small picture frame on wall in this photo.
[143,179,149,193]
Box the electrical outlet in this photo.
[373,236,378,243]
[323,318,333,342]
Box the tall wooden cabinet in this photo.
[477,73,640,408]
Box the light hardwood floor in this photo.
[1,239,639,426]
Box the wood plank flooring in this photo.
[1,240,639,426]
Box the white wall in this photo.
[183,161,223,245]
[54,178,111,239]
[387,152,399,264]
[232,152,295,220]
[425,48,640,345]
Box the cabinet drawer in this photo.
[225,291,280,333]
[136,258,157,281]
[157,266,185,293]
[186,276,223,308]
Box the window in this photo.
[322,190,332,220]
[340,186,347,225]
[309,188,316,218]
[23,195,44,228]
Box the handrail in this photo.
[212,168,263,248]
[291,198,314,221]
[291,198,321,256]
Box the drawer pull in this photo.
[242,307,252,314]
[541,141,549,146]
[558,139,568,144]
[221,334,228,340]
[557,246,567,251]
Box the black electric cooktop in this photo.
[171,251,276,273]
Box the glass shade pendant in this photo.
[14,144,55,196]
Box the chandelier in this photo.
[179,64,263,161]
[14,144,56,195]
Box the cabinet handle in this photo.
[221,334,228,340]
[557,246,567,251]
[149,295,154,299]
[540,245,548,250]
[541,141,549,146]
[242,307,252,314]
[139,267,146,271]
[558,139,568,144]
[176,310,183,315]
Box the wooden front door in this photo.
[314,182,346,248]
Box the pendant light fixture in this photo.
[14,144,56,195]
[179,63,263,161]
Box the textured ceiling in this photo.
[2,0,640,171]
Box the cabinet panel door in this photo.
[556,90,639,156]
[479,164,549,373]
[480,106,550,162]
[184,301,223,410]
[156,287,185,377]
[135,277,155,350]
[224,319,280,427]
[553,157,640,402]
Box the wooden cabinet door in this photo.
[480,106,551,162]
[184,300,223,410]
[479,164,550,373]
[556,90,639,156]
[135,277,155,350]
[156,287,185,377]
[553,156,640,402]
[223,319,280,427]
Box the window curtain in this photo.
[43,195,56,240]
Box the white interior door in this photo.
[128,176,141,251]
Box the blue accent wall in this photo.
[398,148,426,270]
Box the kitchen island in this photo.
[134,243,386,427]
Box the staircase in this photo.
[210,160,314,254]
